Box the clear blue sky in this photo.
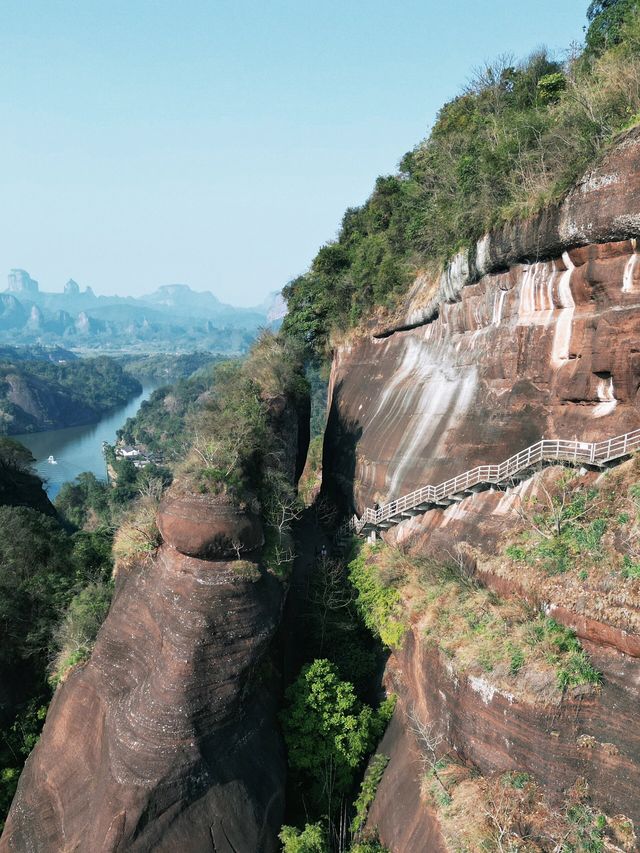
[0,0,589,305]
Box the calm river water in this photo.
[13,384,159,498]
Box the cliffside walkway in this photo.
[338,427,640,541]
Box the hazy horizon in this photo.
[1,0,588,307]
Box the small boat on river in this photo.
[47,455,58,465]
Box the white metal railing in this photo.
[336,427,640,540]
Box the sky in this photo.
[0,0,590,306]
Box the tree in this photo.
[585,0,638,53]
[0,438,34,473]
[587,0,624,20]
[280,659,387,816]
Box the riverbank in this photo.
[14,384,160,498]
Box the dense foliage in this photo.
[118,351,223,382]
[282,1,640,354]
[0,502,114,826]
[177,331,308,575]
[278,540,398,849]
[0,355,141,434]
[116,361,229,456]
[280,658,394,823]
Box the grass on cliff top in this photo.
[422,761,636,853]
[281,4,640,356]
[350,542,601,702]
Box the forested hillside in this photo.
[283,0,640,353]
[0,356,141,434]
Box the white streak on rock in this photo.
[468,675,515,705]
[492,289,507,326]
[623,244,638,293]
[593,376,617,418]
[551,252,575,368]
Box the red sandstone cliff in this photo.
[1,394,308,852]
[324,130,640,851]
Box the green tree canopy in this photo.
[0,438,34,473]
[280,659,391,815]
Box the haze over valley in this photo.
[1,268,285,353]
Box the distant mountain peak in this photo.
[148,283,221,304]
[8,269,39,294]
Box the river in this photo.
[13,384,160,498]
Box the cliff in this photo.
[324,129,640,850]
[0,357,142,435]
[1,384,308,852]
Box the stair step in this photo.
[340,430,640,539]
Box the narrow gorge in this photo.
[4,6,640,850]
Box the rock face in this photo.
[326,237,640,515]
[1,394,308,852]
[2,547,285,852]
[157,491,264,558]
[7,270,38,295]
[0,370,98,433]
[324,130,640,850]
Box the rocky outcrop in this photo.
[324,130,640,850]
[7,270,38,296]
[157,491,264,558]
[1,545,286,852]
[0,370,98,433]
[2,391,309,852]
[0,462,54,517]
[0,296,26,331]
[379,126,640,336]
[326,240,640,513]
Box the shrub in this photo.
[622,555,640,578]
[348,547,406,649]
[50,581,113,683]
[231,560,262,582]
[279,822,328,853]
[351,754,390,836]
[112,496,161,567]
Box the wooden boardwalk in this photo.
[338,428,640,540]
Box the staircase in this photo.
[337,428,640,542]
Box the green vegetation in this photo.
[350,754,390,837]
[117,364,223,456]
[350,542,601,697]
[504,466,640,588]
[50,580,113,683]
[348,545,406,648]
[279,543,397,849]
[505,478,607,575]
[279,823,389,853]
[282,1,640,355]
[280,659,393,817]
[177,331,308,577]
[118,351,223,382]
[0,356,141,434]
[0,504,114,827]
[280,823,329,853]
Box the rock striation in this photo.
[324,129,640,850]
[1,391,309,851]
[2,544,285,852]
[157,491,264,559]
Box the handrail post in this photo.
[347,428,640,540]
